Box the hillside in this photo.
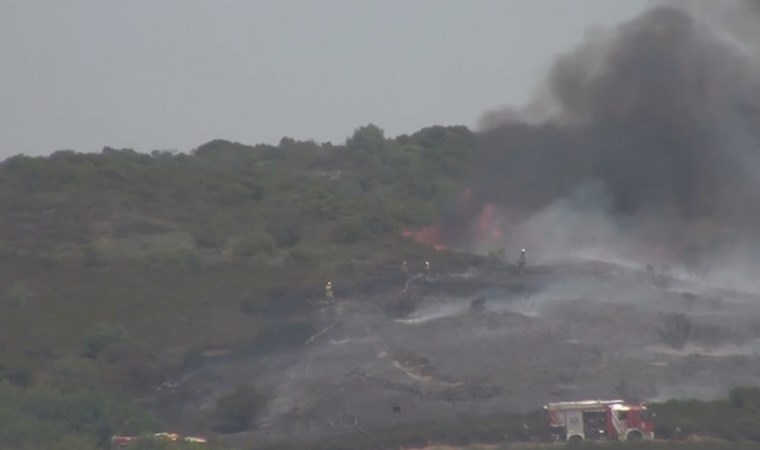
[4,124,760,450]
[0,125,478,448]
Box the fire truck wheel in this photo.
[567,434,584,447]
[627,430,643,441]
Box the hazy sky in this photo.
[1,0,651,157]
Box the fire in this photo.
[402,187,505,251]
[402,227,447,251]
[476,203,503,241]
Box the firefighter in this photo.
[517,249,527,274]
[325,281,334,302]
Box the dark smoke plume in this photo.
[453,2,760,265]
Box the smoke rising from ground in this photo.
[457,1,760,269]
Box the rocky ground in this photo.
[145,260,760,447]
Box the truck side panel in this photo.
[565,410,584,438]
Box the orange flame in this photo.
[402,227,447,251]
[402,191,505,251]
[477,203,503,241]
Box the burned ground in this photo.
[144,259,760,448]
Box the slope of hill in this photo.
[0,125,477,448]
[4,124,760,450]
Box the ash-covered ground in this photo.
[146,258,760,447]
[141,2,760,444]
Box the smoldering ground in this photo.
[144,3,760,445]
[444,1,760,275]
[150,262,760,447]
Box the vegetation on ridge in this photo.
[3,124,760,449]
[0,125,476,448]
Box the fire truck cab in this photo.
[544,399,654,444]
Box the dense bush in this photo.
[213,385,266,433]
[266,223,301,248]
[0,124,475,447]
[650,387,760,442]
[126,439,231,450]
[82,323,129,359]
[656,313,694,350]
[729,386,760,411]
[0,381,159,450]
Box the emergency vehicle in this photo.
[544,399,654,444]
[110,432,207,448]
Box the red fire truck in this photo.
[544,399,655,444]
[110,432,207,448]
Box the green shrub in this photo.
[656,313,693,350]
[330,219,370,244]
[0,381,159,449]
[361,214,395,236]
[266,223,301,248]
[41,356,103,393]
[0,360,34,388]
[213,385,265,433]
[233,233,275,257]
[286,247,316,267]
[729,386,760,412]
[82,323,129,359]
[128,438,222,450]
